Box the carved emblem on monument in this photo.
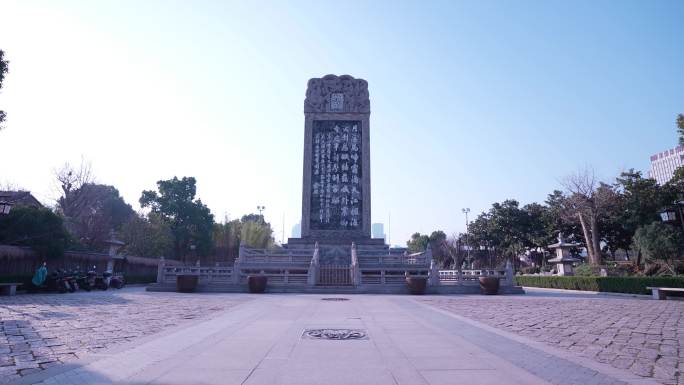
[330,93,344,112]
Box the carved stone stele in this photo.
[304,74,370,114]
[300,74,373,244]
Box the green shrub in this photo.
[514,275,684,294]
[0,275,33,286]
[573,264,596,277]
[519,266,540,275]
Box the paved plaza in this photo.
[421,292,684,385]
[0,288,678,385]
[0,289,248,384]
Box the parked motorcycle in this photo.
[48,269,70,293]
[73,268,91,291]
[85,267,98,290]
[109,273,125,289]
[63,270,79,292]
[95,271,113,290]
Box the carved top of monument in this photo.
[304,74,370,114]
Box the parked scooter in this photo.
[109,272,125,289]
[95,271,113,290]
[73,268,91,291]
[48,269,70,293]
[63,269,79,292]
[85,266,98,290]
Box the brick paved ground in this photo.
[0,288,248,384]
[421,295,684,385]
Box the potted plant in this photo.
[247,275,268,293]
[479,276,500,295]
[176,273,199,293]
[406,275,427,295]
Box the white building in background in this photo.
[649,145,684,185]
[371,223,385,241]
[291,222,301,238]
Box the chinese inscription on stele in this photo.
[310,120,362,230]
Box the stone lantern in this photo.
[547,233,580,276]
[104,236,126,273]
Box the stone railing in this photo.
[238,246,313,264]
[232,244,314,285]
[438,262,514,286]
[357,245,432,285]
[155,245,515,288]
[357,252,429,266]
[157,262,233,285]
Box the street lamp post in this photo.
[189,244,196,266]
[256,205,266,219]
[462,208,470,268]
[660,200,684,232]
[676,200,684,232]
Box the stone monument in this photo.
[287,74,385,264]
[150,75,522,293]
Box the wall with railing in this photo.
[155,243,514,288]
[1,244,174,281]
[438,269,509,285]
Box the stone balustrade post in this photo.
[429,259,440,286]
[504,260,514,286]
[232,259,240,284]
[307,242,320,286]
[157,257,166,284]
[350,242,361,286]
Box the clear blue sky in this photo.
[1,0,683,246]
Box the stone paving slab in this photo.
[0,288,249,384]
[2,292,668,385]
[14,294,670,385]
[420,294,683,385]
[7,294,551,385]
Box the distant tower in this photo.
[291,221,301,238]
[649,145,684,185]
[371,223,385,241]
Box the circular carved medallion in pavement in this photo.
[303,328,368,340]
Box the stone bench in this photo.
[646,287,684,300]
[0,283,22,296]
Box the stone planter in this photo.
[479,276,500,295]
[406,276,427,295]
[247,275,267,293]
[176,274,199,293]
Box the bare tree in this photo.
[53,160,133,250]
[0,180,25,191]
[439,233,466,274]
[54,160,95,218]
[561,168,614,265]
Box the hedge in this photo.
[124,274,157,284]
[0,275,33,286]
[515,275,684,295]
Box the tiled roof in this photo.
[0,191,43,207]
